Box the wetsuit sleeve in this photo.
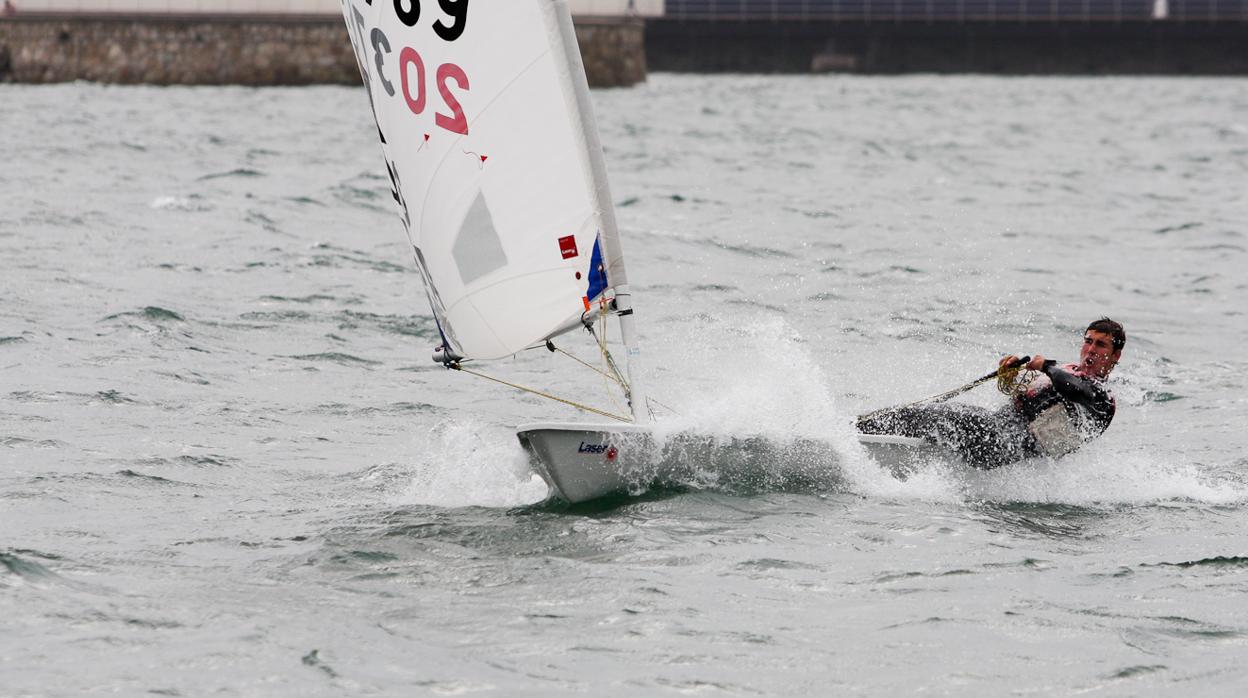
[1042,363,1115,429]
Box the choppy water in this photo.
[3,75,1247,695]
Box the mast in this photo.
[551,2,648,424]
[613,285,648,423]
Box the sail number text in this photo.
[390,0,469,41]
[350,0,472,135]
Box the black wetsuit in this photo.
[857,362,1115,469]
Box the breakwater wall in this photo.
[0,14,647,87]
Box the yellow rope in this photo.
[599,316,629,389]
[449,363,631,423]
[860,371,1001,422]
[553,345,623,387]
[446,295,635,424]
[646,395,680,416]
[593,306,631,416]
[997,366,1038,397]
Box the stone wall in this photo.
[0,15,647,87]
[574,17,646,88]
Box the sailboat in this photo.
[339,0,935,503]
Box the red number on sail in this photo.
[435,63,470,135]
[399,47,427,115]
[396,49,469,136]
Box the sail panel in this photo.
[341,0,620,360]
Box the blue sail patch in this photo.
[586,235,608,302]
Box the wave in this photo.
[289,352,382,367]
[0,549,65,587]
[102,306,186,323]
[196,168,265,181]
[1148,556,1248,570]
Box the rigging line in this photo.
[552,344,624,386]
[590,308,630,416]
[645,395,680,416]
[549,333,628,417]
[858,356,1032,423]
[586,322,629,393]
[448,363,631,423]
[857,375,996,423]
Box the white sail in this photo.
[340,0,628,361]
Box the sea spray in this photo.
[398,419,547,508]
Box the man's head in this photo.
[1080,317,1125,379]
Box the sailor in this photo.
[857,318,1125,469]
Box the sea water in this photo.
[2,75,1246,695]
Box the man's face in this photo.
[1080,330,1121,378]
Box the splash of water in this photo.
[396,419,548,508]
[645,313,915,496]
[643,312,1246,506]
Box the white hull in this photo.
[516,422,951,504]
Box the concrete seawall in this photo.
[0,14,647,87]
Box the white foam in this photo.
[645,313,920,495]
[957,442,1247,506]
[149,196,194,210]
[650,314,845,439]
[395,419,548,508]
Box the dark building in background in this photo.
[648,0,1248,74]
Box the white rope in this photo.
[449,363,630,423]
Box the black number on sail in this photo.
[365,82,387,145]
[386,159,412,232]
[433,0,469,42]
[393,0,420,27]
[369,28,395,97]
[348,4,371,84]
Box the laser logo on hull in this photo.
[577,441,616,460]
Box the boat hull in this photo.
[516,422,951,503]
